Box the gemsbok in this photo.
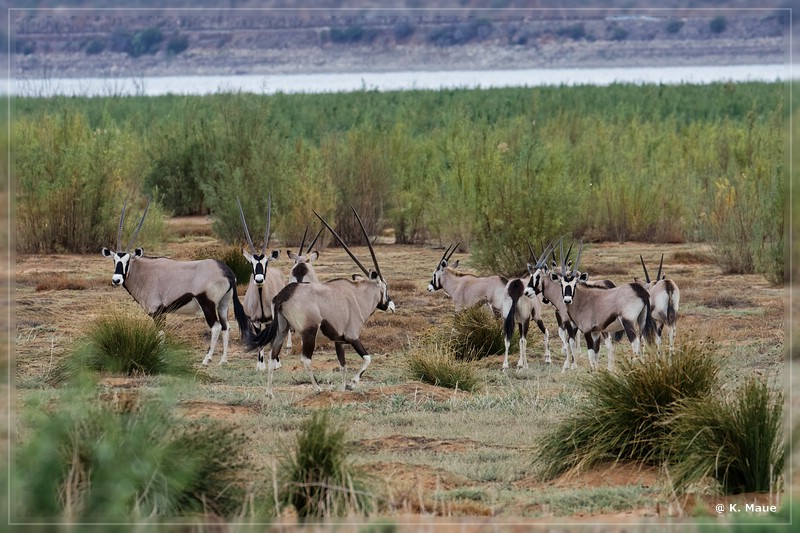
[528,241,617,372]
[500,240,555,371]
[237,196,288,370]
[287,226,324,284]
[427,243,507,313]
[553,241,655,370]
[102,199,250,366]
[637,254,680,354]
[244,205,395,398]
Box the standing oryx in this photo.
[244,205,395,398]
[427,244,507,313]
[287,227,324,284]
[500,240,555,371]
[552,241,655,370]
[102,199,250,366]
[237,196,288,370]
[637,254,681,354]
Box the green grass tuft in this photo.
[49,313,194,385]
[535,343,719,480]
[448,305,506,361]
[277,410,375,518]
[407,344,480,392]
[668,377,784,495]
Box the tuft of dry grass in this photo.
[673,250,714,264]
[35,275,89,292]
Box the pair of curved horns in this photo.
[237,193,271,255]
[313,205,382,280]
[298,226,325,255]
[560,237,582,276]
[117,197,150,252]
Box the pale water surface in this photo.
[7,63,793,97]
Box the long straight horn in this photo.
[237,197,256,253]
[298,227,309,255]
[439,243,452,265]
[446,242,460,262]
[527,240,537,264]
[307,227,325,253]
[640,255,651,284]
[572,240,584,275]
[350,204,382,279]
[656,253,664,281]
[559,236,566,273]
[538,238,556,269]
[116,199,128,252]
[313,209,370,277]
[125,199,150,252]
[261,191,271,255]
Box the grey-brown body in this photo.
[501,274,550,371]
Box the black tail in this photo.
[246,315,279,351]
[641,298,656,344]
[219,261,254,342]
[504,280,524,342]
[665,281,677,326]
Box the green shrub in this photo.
[278,411,374,517]
[13,389,253,520]
[129,27,163,57]
[85,39,104,55]
[49,312,194,385]
[666,20,684,34]
[166,33,189,55]
[15,111,165,253]
[668,378,784,495]
[535,344,720,480]
[448,304,506,361]
[408,345,480,392]
[194,245,252,286]
[710,16,727,34]
[393,20,415,42]
[558,24,585,40]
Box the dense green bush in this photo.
[13,388,253,521]
[166,33,189,55]
[536,344,720,480]
[710,16,727,34]
[669,378,784,494]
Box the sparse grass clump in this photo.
[194,245,251,286]
[13,388,253,520]
[536,344,719,480]
[407,344,479,392]
[448,305,506,361]
[668,378,784,495]
[50,312,194,385]
[277,410,374,518]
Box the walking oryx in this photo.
[237,196,287,370]
[637,254,681,354]
[500,240,555,371]
[287,226,324,284]
[552,241,655,370]
[245,205,395,398]
[427,244,507,313]
[102,200,250,366]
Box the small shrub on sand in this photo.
[448,304,506,361]
[407,344,479,392]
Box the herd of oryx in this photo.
[102,197,679,398]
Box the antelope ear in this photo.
[308,251,319,261]
[566,260,573,269]
[440,259,448,268]
[352,274,364,281]
[287,250,298,260]
[633,277,640,284]
[526,262,534,274]
[451,259,460,269]
[134,248,144,258]
[578,272,589,282]
[550,272,559,281]
[369,270,379,281]
[660,274,666,281]
[102,247,113,258]
[242,249,253,261]
[270,249,280,260]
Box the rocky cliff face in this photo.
[11,11,790,79]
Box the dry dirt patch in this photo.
[293,382,467,408]
[357,434,484,455]
[178,400,259,420]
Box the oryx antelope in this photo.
[637,254,681,354]
[427,244,507,313]
[553,241,655,370]
[287,227,324,283]
[102,200,250,366]
[237,196,288,370]
[528,241,617,372]
[500,240,555,371]
[245,205,395,398]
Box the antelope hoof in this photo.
[218,357,228,366]
[275,360,282,370]
[256,361,266,371]
[544,356,552,364]
[202,357,211,366]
